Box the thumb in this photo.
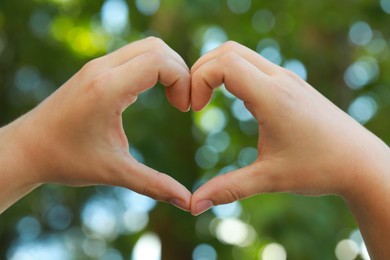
[117,156,192,211]
[190,161,273,216]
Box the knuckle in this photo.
[223,186,245,203]
[145,36,166,49]
[219,51,238,64]
[141,172,160,200]
[147,49,167,64]
[220,40,240,52]
[222,175,246,203]
[279,67,304,83]
[81,57,103,76]
[87,69,113,95]
[149,48,165,59]
[141,182,154,199]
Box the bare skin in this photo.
[0,37,193,213]
[1,38,389,259]
[190,41,390,259]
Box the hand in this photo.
[1,37,192,212]
[190,41,389,215]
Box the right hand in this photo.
[190,41,389,215]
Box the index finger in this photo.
[192,41,281,76]
[90,49,191,112]
[104,37,189,72]
[191,51,270,113]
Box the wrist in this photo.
[340,131,390,204]
[0,116,42,212]
[340,133,390,259]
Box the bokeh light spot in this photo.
[195,145,220,169]
[198,106,227,134]
[123,209,149,233]
[82,236,107,258]
[257,38,282,65]
[100,248,124,260]
[348,21,372,46]
[349,229,364,247]
[238,147,258,167]
[335,239,360,260]
[15,66,41,93]
[380,0,390,14]
[130,147,145,163]
[227,0,252,14]
[261,243,287,260]
[257,38,280,52]
[218,84,236,99]
[132,232,161,260]
[66,26,104,56]
[45,204,72,231]
[206,131,231,153]
[348,95,378,124]
[30,10,51,38]
[218,164,238,174]
[349,229,370,260]
[283,59,307,81]
[192,243,217,260]
[101,0,129,35]
[81,196,119,239]
[135,0,160,16]
[114,187,157,213]
[16,216,41,241]
[366,37,387,55]
[211,201,242,218]
[232,98,253,122]
[259,46,283,65]
[8,236,69,260]
[360,243,370,260]
[201,26,228,55]
[252,9,275,33]
[215,218,256,247]
[50,16,73,41]
[344,57,379,89]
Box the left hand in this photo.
[3,37,192,211]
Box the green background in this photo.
[1,0,389,259]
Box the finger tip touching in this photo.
[164,77,191,112]
[190,94,209,111]
[178,103,191,112]
[190,103,204,112]
[169,197,191,212]
[166,182,192,211]
[190,199,215,216]
[189,188,216,216]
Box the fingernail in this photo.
[194,200,214,216]
[169,199,189,212]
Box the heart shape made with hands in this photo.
[95,38,320,216]
[105,38,293,216]
[120,40,271,216]
[13,37,349,218]
[123,59,258,215]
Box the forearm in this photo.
[344,136,390,259]
[0,118,41,214]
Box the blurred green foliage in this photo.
[1,0,390,259]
